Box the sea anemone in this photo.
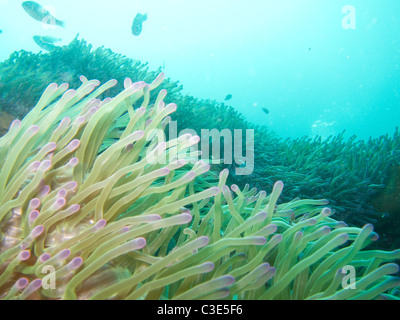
[0,75,399,300]
[0,73,218,299]
[3,38,400,235]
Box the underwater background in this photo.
[1,0,400,300]
[1,0,400,139]
[2,0,399,244]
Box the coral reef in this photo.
[244,131,400,251]
[371,165,400,216]
[1,37,400,248]
[0,35,182,118]
[247,131,400,224]
[370,165,400,250]
[0,76,399,300]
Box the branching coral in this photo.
[238,130,400,231]
[0,75,399,300]
[0,36,182,119]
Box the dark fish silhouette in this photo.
[0,30,2,34]
[262,108,269,115]
[131,13,147,36]
[224,94,232,101]
[33,35,57,51]
[22,1,65,28]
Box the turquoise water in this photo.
[0,0,400,139]
[1,1,400,301]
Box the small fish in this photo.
[224,94,232,101]
[0,30,2,34]
[131,13,147,36]
[262,108,269,115]
[40,36,62,44]
[33,35,57,51]
[22,1,65,28]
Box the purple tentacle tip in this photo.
[28,210,40,225]
[18,250,31,261]
[68,257,83,270]
[31,225,44,238]
[219,275,235,287]
[39,253,51,263]
[29,198,41,210]
[180,213,193,224]
[201,262,215,272]
[29,278,43,291]
[255,211,267,221]
[274,181,284,191]
[40,160,52,171]
[68,139,80,150]
[321,207,332,216]
[132,237,146,250]
[16,278,29,290]
[58,249,71,260]
[94,219,107,230]
[197,236,210,247]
